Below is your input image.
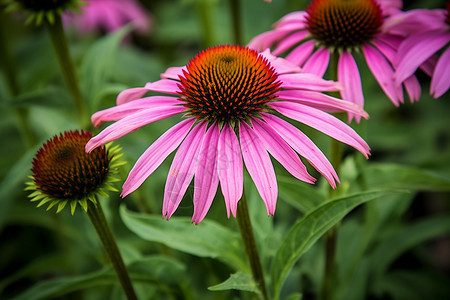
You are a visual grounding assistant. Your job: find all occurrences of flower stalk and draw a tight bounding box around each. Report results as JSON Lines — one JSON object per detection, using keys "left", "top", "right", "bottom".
{"left": 86, "top": 199, "right": 137, "bottom": 300}
{"left": 229, "top": 0, "right": 243, "bottom": 45}
{"left": 44, "top": 14, "right": 89, "bottom": 127}
{"left": 236, "top": 192, "right": 269, "bottom": 300}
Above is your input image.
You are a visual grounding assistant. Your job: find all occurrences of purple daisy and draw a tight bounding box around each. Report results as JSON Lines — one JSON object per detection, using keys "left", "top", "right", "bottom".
{"left": 394, "top": 5, "right": 450, "bottom": 98}
{"left": 86, "top": 45, "right": 370, "bottom": 224}
{"left": 63, "top": 0, "right": 151, "bottom": 34}
{"left": 248, "top": 0, "right": 422, "bottom": 121}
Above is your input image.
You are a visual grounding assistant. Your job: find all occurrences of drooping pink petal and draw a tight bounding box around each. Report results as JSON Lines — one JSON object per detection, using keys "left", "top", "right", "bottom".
{"left": 403, "top": 75, "right": 421, "bottom": 103}
{"left": 251, "top": 118, "right": 316, "bottom": 184}
{"left": 384, "top": 9, "right": 446, "bottom": 36}
{"left": 86, "top": 105, "right": 186, "bottom": 152}
{"left": 239, "top": 122, "right": 277, "bottom": 215}
{"left": 270, "top": 101, "right": 370, "bottom": 157}
{"left": 260, "top": 49, "right": 302, "bottom": 74}
{"left": 285, "top": 40, "right": 315, "bottom": 66}
{"left": 218, "top": 124, "right": 243, "bottom": 218}
{"left": 92, "top": 96, "right": 181, "bottom": 127}
{"left": 338, "top": 50, "right": 364, "bottom": 122}
{"left": 302, "top": 47, "right": 330, "bottom": 77}
{"left": 277, "top": 90, "right": 368, "bottom": 118}
{"left": 395, "top": 32, "right": 450, "bottom": 84}
{"left": 163, "top": 121, "right": 207, "bottom": 220}
{"left": 279, "top": 73, "right": 341, "bottom": 92}
{"left": 430, "top": 46, "right": 450, "bottom": 98}
{"left": 146, "top": 79, "right": 182, "bottom": 95}
{"left": 272, "top": 31, "right": 309, "bottom": 56}
{"left": 121, "top": 119, "right": 195, "bottom": 197}
{"left": 261, "top": 113, "right": 339, "bottom": 188}
{"left": 192, "top": 123, "right": 220, "bottom": 224}
{"left": 161, "top": 66, "right": 187, "bottom": 80}
{"left": 274, "top": 11, "right": 308, "bottom": 29}
{"left": 363, "top": 44, "right": 402, "bottom": 105}
{"left": 248, "top": 28, "right": 292, "bottom": 51}
{"left": 116, "top": 86, "right": 151, "bottom": 105}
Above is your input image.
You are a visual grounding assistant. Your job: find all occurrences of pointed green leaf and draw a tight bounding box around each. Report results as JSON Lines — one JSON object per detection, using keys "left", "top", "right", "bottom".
{"left": 271, "top": 190, "right": 405, "bottom": 300}
{"left": 120, "top": 205, "right": 248, "bottom": 271}
{"left": 208, "top": 272, "right": 260, "bottom": 295}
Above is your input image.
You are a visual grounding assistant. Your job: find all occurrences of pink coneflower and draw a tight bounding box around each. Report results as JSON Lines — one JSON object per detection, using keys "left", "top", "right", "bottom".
{"left": 86, "top": 45, "right": 370, "bottom": 224}
{"left": 394, "top": 5, "right": 450, "bottom": 98}
{"left": 63, "top": 0, "right": 151, "bottom": 34}
{"left": 248, "top": 0, "right": 421, "bottom": 121}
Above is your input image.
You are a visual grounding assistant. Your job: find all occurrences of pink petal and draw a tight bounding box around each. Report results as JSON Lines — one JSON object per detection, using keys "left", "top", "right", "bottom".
{"left": 275, "top": 11, "right": 308, "bottom": 29}
{"left": 239, "top": 122, "right": 277, "bottom": 216}
{"left": 252, "top": 118, "right": 316, "bottom": 184}
{"left": 218, "top": 124, "right": 243, "bottom": 218}
{"left": 338, "top": 50, "right": 364, "bottom": 122}
{"left": 248, "top": 28, "right": 292, "bottom": 51}
{"left": 403, "top": 75, "right": 421, "bottom": 103}
{"left": 270, "top": 101, "right": 370, "bottom": 157}
{"left": 277, "top": 90, "right": 368, "bottom": 118}
{"left": 260, "top": 49, "right": 302, "bottom": 74}
{"left": 363, "top": 44, "right": 402, "bottom": 105}
{"left": 192, "top": 123, "right": 220, "bottom": 224}
{"left": 116, "top": 87, "right": 151, "bottom": 105}
{"left": 161, "top": 66, "right": 187, "bottom": 80}
{"left": 163, "top": 121, "right": 207, "bottom": 220}
{"left": 86, "top": 105, "right": 186, "bottom": 152}
{"left": 121, "top": 119, "right": 195, "bottom": 197}
{"left": 92, "top": 96, "right": 181, "bottom": 127}
{"left": 285, "top": 40, "right": 315, "bottom": 66}
{"left": 431, "top": 47, "right": 450, "bottom": 98}
{"left": 261, "top": 113, "right": 339, "bottom": 188}
{"left": 302, "top": 48, "right": 330, "bottom": 77}
{"left": 395, "top": 32, "right": 450, "bottom": 84}
{"left": 272, "top": 31, "right": 309, "bottom": 56}
{"left": 146, "top": 79, "right": 181, "bottom": 95}
{"left": 279, "top": 72, "right": 341, "bottom": 92}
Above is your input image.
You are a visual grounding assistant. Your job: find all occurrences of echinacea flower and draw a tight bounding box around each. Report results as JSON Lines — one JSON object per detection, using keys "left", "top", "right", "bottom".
{"left": 62, "top": 0, "right": 151, "bottom": 34}
{"left": 248, "top": 0, "right": 422, "bottom": 121}
{"left": 26, "top": 130, "right": 125, "bottom": 215}
{"left": 394, "top": 5, "right": 450, "bottom": 98}
{"left": 3, "top": 0, "right": 85, "bottom": 25}
{"left": 86, "top": 45, "right": 370, "bottom": 224}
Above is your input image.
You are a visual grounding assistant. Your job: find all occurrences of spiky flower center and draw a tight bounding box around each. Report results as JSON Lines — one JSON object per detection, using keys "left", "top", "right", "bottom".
{"left": 31, "top": 130, "right": 110, "bottom": 200}
{"left": 178, "top": 45, "right": 281, "bottom": 123}
{"left": 15, "top": 0, "right": 70, "bottom": 11}
{"left": 306, "top": 0, "right": 383, "bottom": 48}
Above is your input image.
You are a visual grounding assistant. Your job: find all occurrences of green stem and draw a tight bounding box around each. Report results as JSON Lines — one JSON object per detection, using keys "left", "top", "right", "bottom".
{"left": 196, "top": 1, "right": 215, "bottom": 47}
{"left": 86, "top": 200, "right": 137, "bottom": 300}
{"left": 236, "top": 192, "right": 269, "bottom": 300}
{"left": 229, "top": 0, "right": 243, "bottom": 45}
{"left": 44, "top": 15, "right": 89, "bottom": 127}
{"left": 321, "top": 50, "right": 343, "bottom": 300}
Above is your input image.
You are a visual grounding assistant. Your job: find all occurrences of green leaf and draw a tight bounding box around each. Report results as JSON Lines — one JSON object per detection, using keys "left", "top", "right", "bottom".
{"left": 208, "top": 272, "right": 260, "bottom": 295}
{"left": 371, "top": 214, "right": 450, "bottom": 277}
{"left": 278, "top": 175, "right": 326, "bottom": 214}
{"left": 271, "top": 190, "right": 404, "bottom": 300}
{"left": 120, "top": 205, "right": 248, "bottom": 271}
{"left": 366, "top": 163, "right": 450, "bottom": 191}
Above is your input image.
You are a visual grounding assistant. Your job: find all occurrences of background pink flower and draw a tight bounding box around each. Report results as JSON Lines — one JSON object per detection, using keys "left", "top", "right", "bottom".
{"left": 86, "top": 45, "right": 370, "bottom": 224}
{"left": 63, "top": 0, "right": 151, "bottom": 34}
{"left": 248, "top": 0, "right": 423, "bottom": 122}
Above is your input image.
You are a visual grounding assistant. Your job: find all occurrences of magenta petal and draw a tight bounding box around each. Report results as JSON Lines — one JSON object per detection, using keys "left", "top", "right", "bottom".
{"left": 192, "top": 123, "right": 220, "bottom": 224}
{"left": 121, "top": 119, "right": 195, "bottom": 197}
{"left": 277, "top": 90, "right": 368, "bottom": 118}
{"left": 91, "top": 96, "right": 181, "bottom": 127}
{"left": 161, "top": 66, "right": 187, "bottom": 80}
{"left": 363, "top": 44, "right": 402, "bottom": 105}
{"left": 279, "top": 73, "right": 341, "bottom": 92}
{"left": 163, "top": 121, "right": 207, "bottom": 220}
{"left": 252, "top": 118, "right": 316, "bottom": 184}
{"left": 240, "top": 122, "right": 277, "bottom": 216}
{"left": 285, "top": 40, "right": 315, "bottom": 66}
{"left": 248, "top": 28, "right": 291, "bottom": 51}
{"left": 431, "top": 47, "right": 450, "bottom": 98}
{"left": 270, "top": 101, "right": 370, "bottom": 157}
{"left": 260, "top": 49, "right": 302, "bottom": 74}
{"left": 338, "top": 50, "right": 364, "bottom": 122}
{"left": 302, "top": 48, "right": 330, "bottom": 77}
{"left": 275, "top": 11, "right": 307, "bottom": 28}
{"left": 218, "top": 124, "right": 243, "bottom": 218}
{"left": 272, "top": 31, "right": 309, "bottom": 56}
{"left": 86, "top": 105, "right": 186, "bottom": 152}
{"left": 403, "top": 75, "right": 421, "bottom": 103}
{"left": 146, "top": 79, "right": 181, "bottom": 94}
{"left": 396, "top": 32, "right": 450, "bottom": 84}
{"left": 261, "top": 113, "right": 339, "bottom": 188}
{"left": 116, "top": 87, "right": 151, "bottom": 105}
